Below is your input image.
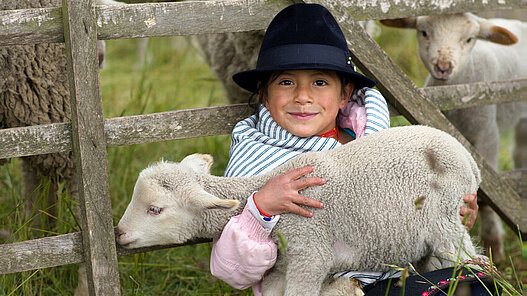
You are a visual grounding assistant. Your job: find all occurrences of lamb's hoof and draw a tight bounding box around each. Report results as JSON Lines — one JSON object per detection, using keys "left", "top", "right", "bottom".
{"left": 321, "top": 277, "right": 364, "bottom": 296}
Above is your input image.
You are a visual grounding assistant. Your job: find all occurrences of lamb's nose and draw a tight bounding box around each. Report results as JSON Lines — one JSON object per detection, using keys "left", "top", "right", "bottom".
{"left": 436, "top": 61, "right": 451, "bottom": 74}
{"left": 117, "top": 227, "right": 125, "bottom": 238}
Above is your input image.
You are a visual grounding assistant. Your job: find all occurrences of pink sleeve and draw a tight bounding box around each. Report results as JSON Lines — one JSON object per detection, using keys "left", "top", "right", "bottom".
{"left": 210, "top": 203, "right": 278, "bottom": 291}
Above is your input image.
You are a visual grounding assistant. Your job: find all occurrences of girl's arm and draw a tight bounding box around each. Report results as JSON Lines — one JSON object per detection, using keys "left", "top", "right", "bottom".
{"left": 210, "top": 201, "right": 277, "bottom": 290}
{"left": 211, "top": 166, "right": 326, "bottom": 289}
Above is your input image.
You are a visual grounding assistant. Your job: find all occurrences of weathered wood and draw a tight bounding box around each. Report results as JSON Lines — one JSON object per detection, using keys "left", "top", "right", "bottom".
{"left": 104, "top": 104, "right": 253, "bottom": 147}
{"left": 0, "top": 228, "right": 210, "bottom": 275}
{"left": 0, "top": 104, "right": 253, "bottom": 159}
{"left": 0, "top": 233, "right": 84, "bottom": 275}
{"left": 1, "top": 0, "right": 525, "bottom": 46}
{"left": 328, "top": 0, "right": 526, "bottom": 20}
{"left": 422, "top": 78, "right": 527, "bottom": 111}
{"left": 95, "top": 0, "right": 285, "bottom": 40}
{"left": 62, "top": 0, "right": 120, "bottom": 295}
{"left": 312, "top": 0, "right": 523, "bottom": 235}
{"left": 0, "top": 7, "right": 63, "bottom": 45}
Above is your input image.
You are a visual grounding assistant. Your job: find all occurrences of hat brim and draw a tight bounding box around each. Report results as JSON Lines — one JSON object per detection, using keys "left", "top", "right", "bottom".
{"left": 233, "top": 64, "right": 377, "bottom": 93}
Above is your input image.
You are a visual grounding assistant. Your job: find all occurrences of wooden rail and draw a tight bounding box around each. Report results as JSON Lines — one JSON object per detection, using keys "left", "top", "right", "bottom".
{"left": 0, "top": 0, "right": 525, "bottom": 45}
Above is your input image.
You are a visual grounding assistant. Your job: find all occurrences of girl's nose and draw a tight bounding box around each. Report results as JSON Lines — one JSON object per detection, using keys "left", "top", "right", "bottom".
{"left": 294, "top": 84, "right": 313, "bottom": 104}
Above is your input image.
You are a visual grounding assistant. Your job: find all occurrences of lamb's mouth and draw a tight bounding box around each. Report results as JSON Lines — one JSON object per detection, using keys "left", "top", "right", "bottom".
{"left": 117, "top": 238, "right": 137, "bottom": 248}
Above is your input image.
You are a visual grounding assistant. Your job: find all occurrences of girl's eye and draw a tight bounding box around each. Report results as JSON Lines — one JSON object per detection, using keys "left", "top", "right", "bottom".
{"left": 314, "top": 80, "right": 328, "bottom": 86}
{"left": 148, "top": 206, "right": 163, "bottom": 215}
{"left": 278, "top": 80, "right": 293, "bottom": 85}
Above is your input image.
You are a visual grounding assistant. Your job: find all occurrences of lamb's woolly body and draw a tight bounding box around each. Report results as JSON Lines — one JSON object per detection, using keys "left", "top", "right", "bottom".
{"left": 118, "top": 125, "right": 482, "bottom": 295}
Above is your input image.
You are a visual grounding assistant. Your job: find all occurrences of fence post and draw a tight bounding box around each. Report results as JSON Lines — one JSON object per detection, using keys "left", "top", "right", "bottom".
{"left": 62, "top": 0, "right": 121, "bottom": 294}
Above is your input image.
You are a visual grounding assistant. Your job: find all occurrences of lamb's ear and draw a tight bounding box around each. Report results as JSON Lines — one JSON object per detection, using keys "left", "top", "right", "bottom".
{"left": 379, "top": 17, "right": 417, "bottom": 29}
{"left": 180, "top": 154, "right": 214, "bottom": 174}
{"left": 191, "top": 188, "right": 240, "bottom": 211}
{"left": 474, "top": 15, "right": 518, "bottom": 45}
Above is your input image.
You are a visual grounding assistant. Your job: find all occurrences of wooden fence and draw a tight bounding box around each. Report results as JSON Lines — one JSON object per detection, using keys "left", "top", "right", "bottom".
{"left": 0, "top": 0, "right": 526, "bottom": 295}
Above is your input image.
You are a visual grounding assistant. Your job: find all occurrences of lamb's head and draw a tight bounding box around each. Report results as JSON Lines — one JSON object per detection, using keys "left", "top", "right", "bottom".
{"left": 380, "top": 13, "right": 518, "bottom": 81}
{"left": 117, "top": 154, "right": 240, "bottom": 248}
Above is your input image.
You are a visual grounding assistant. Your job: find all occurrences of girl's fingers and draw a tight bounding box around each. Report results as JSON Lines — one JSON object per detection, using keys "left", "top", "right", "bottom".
{"left": 294, "top": 176, "right": 326, "bottom": 190}
{"left": 287, "top": 203, "right": 315, "bottom": 218}
{"left": 293, "top": 194, "right": 324, "bottom": 209}
{"left": 283, "top": 166, "right": 315, "bottom": 180}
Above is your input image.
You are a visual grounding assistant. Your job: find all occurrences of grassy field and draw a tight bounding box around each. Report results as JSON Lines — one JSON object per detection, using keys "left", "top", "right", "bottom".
{"left": 0, "top": 26, "right": 524, "bottom": 295}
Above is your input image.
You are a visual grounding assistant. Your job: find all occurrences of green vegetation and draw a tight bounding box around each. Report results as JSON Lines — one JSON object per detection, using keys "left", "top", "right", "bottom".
{"left": 0, "top": 28, "right": 524, "bottom": 295}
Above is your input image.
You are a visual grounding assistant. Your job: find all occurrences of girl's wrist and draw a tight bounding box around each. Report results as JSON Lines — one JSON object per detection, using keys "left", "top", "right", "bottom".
{"left": 253, "top": 192, "right": 272, "bottom": 218}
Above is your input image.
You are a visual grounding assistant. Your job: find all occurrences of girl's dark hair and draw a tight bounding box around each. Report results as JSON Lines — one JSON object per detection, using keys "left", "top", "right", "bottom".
{"left": 248, "top": 71, "right": 355, "bottom": 118}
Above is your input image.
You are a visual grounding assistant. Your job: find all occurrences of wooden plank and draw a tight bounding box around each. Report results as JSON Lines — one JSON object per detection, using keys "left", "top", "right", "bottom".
{"left": 104, "top": 104, "right": 253, "bottom": 147}
{"left": 0, "top": 233, "right": 84, "bottom": 274}
{"left": 95, "top": 0, "right": 286, "bottom": 40}
{"left": 422, "top": 78, "right": 527, "bottom": 111}
{"left": 1, "top": 0, "right": 524, "bottom": 45}
{"left": 0, "top": 229, "right": 210, "bottom": 275}
{"left": 0, "top": 104, "right": 253, "bottom": 159}
{"left": 389, "top": 78, "right": 527, "bottom": 116}
{"left": 312, "top": 0, "right": 524, "bottom": 235}
{"left": 0, "top": 7, "right": 63, "bottom": 45}
{"left": 62, "top": 0, "right": 120, "bottom": 295}
{"left": 333, "top": 0, "right": 526, "bottom": 20}
{"left": 2, "top": 76, "right": 526, "bottom": 158}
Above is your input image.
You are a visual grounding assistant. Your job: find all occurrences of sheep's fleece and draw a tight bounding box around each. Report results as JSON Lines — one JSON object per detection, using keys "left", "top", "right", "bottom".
{"left": 118, "top": 125, "right": 482, "bottom": 295}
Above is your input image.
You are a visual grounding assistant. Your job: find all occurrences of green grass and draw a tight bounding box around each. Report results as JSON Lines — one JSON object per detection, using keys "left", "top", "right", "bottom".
{"left": 0, "top": 28, "right": 524, "bottom": 295}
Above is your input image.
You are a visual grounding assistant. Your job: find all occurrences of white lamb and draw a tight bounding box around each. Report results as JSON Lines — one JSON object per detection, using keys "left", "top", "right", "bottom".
{"left": 117, "top": 125, "right": 483, "bottom": 295}
{"left": 380, "top": 13, "right": 527, "bottom": 263}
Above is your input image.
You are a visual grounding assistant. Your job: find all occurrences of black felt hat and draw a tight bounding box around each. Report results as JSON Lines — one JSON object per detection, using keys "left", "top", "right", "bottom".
{"left": 232, "top": 3, "right": 377, "bottom": 93}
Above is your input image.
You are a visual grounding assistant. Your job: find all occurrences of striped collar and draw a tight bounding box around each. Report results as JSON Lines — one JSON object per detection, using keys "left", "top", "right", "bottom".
{"left": 224, "top": 105, "right": 340, "bottom": 177}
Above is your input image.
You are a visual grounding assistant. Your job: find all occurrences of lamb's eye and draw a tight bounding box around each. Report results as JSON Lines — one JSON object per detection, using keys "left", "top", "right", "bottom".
{"left": 420, "top": 30, "right": 428, "bottom": 38}
{"left": 466, "top": 37, "right": 474, "bottom": 43}
{"left": 148, "top": 206, "right": 163, "bottom": 215}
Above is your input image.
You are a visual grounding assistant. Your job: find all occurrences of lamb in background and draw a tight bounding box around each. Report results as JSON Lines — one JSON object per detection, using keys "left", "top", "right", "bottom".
{"left": 117, "top": 125, "right": 483, "bottom": 295}
{"left": 380, "top": 13, "right": 527, "bottom": 264}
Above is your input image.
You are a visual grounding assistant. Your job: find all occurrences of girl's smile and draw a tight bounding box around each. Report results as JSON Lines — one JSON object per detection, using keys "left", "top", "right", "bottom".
{"left": 264, "top": 70, "right": 352, "bottom": 138}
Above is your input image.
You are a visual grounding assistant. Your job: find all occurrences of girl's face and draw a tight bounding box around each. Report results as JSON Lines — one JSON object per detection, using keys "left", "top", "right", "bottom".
{"left": 263, "top": 70, "right": 352, "bottom": 138}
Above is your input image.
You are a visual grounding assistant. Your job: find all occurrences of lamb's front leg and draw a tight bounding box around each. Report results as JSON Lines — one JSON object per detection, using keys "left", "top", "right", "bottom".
{"left": 263, "top": 244, "right": 334, "bottom": 296}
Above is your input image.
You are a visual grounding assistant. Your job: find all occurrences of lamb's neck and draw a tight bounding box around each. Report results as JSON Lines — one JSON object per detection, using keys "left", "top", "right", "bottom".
{"left": 196, "top": 173, "right": 269, "bottom": 237}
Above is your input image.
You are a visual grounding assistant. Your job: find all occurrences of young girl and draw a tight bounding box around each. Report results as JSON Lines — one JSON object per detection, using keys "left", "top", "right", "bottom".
{"left": 210, "top": 3, "right": 478, "bottom": 295}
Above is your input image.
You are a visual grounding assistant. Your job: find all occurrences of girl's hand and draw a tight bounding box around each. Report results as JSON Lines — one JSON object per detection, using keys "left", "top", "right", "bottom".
{"left": 460, "top": 191, "right": 478, "bottom": 230}
{"left": 254, "top": 166, "right": 326, "bottom": 217}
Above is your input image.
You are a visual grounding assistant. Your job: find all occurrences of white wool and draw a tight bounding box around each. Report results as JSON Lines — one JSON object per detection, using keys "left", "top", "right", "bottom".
{"left": 118, "top": 125, "right": 484, "bottom": 296}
